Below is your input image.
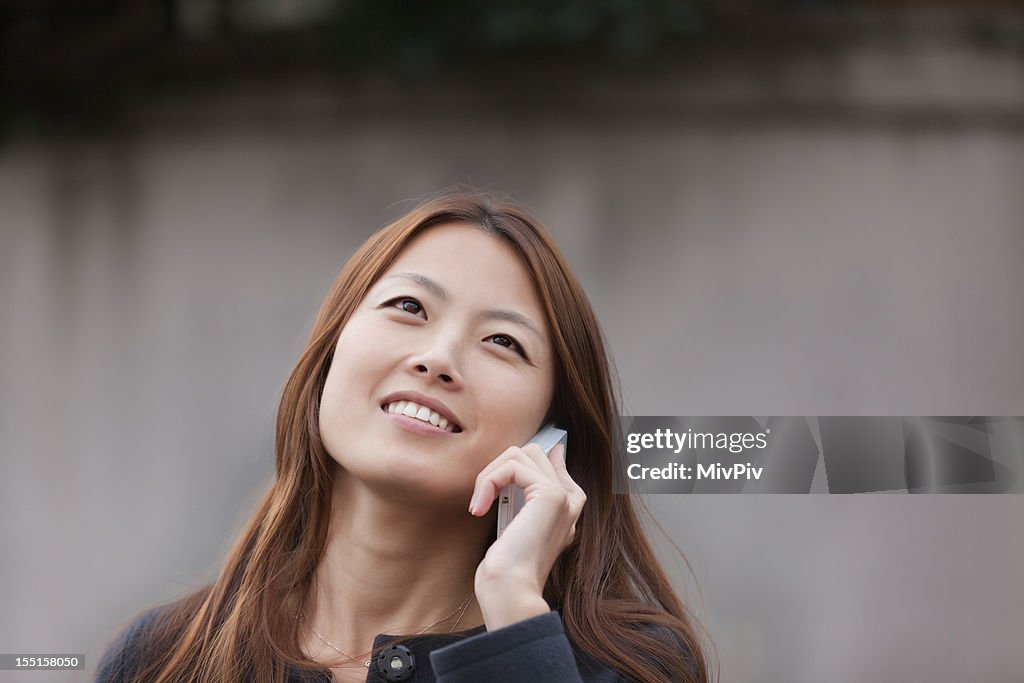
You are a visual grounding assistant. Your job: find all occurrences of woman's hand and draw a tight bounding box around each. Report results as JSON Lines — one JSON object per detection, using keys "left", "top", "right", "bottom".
{"left": 467, "top": 441, "right": 586, "bottom": 630}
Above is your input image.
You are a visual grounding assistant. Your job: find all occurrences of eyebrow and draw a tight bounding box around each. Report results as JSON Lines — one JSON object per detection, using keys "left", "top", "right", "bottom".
{"left": 382, "top": 272, "right": 545, "bottom": 341}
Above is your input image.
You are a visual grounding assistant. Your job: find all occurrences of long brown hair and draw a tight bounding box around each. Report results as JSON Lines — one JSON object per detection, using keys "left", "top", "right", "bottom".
{"left": 105, "top": 190, "right": 715, "bottom": 683}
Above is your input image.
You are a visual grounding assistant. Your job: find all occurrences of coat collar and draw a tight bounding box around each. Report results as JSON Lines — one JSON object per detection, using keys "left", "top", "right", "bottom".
{"left": 286, "top": 623, "right": 489, "bottom": 682}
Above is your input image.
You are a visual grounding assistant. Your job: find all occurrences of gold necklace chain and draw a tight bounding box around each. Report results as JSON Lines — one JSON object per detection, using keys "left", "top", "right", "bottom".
{"left": 296, "top": 591, "right": 475, "bottom": 668}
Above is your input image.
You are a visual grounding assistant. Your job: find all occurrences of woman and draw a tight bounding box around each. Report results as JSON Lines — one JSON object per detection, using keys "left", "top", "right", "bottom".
{"left": 97, "top": 191, "right": 714, "bottom": 683}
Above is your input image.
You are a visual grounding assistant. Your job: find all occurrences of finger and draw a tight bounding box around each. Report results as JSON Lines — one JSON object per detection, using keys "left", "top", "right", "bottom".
{"left": 557, "top": 481, "right": 586, "bottom": 520}
{"left": 520, "top": 442, "right": 561, "bottom": 480}
{"left": 548, "top": 444, "right": 582, "bottom": 495}
{"left": 473, "top": 445, "right": 542, "bottom": 490}
{"left": 470, "top": 458, "right": 559, "bottom": 516}
{"left": 549, "top": 442, "right": 567, "bottom": 470}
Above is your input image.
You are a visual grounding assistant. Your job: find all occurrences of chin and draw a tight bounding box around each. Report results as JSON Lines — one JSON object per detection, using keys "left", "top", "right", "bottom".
{"left": 341, "top": 442, "right": 457, "bottom": 487}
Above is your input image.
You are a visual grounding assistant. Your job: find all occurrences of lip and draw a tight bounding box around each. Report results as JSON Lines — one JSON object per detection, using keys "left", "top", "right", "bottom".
{"left": 379, "top": 390, "right": 463, "bottom": 433}
{"left": 383, "top": 411, "right": 461, "bottom": 437}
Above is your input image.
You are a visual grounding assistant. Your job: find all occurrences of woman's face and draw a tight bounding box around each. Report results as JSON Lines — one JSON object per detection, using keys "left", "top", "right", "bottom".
{"left": 319, "top": 223, "right": 556, "bottom": 507}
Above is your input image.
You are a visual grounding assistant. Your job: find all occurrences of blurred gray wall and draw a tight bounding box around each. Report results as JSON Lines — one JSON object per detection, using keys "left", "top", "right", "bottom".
{"left": 2, "top": 21, "right": 1023, "bottom": 683}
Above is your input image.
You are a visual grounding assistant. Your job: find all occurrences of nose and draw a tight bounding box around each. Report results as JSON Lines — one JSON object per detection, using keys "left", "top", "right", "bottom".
{"left": 408, "top": 336, "right": 463, "bottom": 387}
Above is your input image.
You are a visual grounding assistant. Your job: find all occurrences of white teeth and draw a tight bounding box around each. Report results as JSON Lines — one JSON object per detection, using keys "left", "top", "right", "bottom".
{"left": 385, "top": 400, "right": 457, "bottom": 432}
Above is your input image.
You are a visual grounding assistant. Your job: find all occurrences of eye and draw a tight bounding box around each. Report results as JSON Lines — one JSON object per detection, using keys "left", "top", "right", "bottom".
{"left": 487, "top": 334, "right": 528, "bottom": 359}
{"left": 384, "top": 296, "right": 426, "bottom": 319}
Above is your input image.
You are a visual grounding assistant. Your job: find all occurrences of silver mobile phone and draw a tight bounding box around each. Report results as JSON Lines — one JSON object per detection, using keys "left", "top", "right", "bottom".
{"left": 496, "top": 424, "right": 568, "bottom": 538}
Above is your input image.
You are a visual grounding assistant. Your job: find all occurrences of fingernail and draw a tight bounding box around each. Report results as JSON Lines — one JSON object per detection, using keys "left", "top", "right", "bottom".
{"left": 468, "top": 492, "right": 479, "bottom": 515}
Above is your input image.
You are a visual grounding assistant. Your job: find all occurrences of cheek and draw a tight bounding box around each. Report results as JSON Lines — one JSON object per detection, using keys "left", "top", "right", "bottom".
{"left": 321, "top": 328, "right": 391, "bottom": 421}
{"left": 471, "top": 373, "right": 553, "bottom": 461}
{"left": 332, "top": 321, "right": 395, "bottom": 383}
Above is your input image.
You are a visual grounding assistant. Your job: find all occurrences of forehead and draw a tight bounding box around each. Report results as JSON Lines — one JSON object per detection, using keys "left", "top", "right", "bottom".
{"left": 392, "top": 222, "right": 514, "bottom": 265}
{"left": 390, "top": 224, "right": 533, "bottom": 288}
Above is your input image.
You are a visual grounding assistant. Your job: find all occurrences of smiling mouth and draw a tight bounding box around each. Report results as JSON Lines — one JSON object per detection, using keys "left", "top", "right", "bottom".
{"left": 380, "top": 401, "right": 463, "bottom": 433}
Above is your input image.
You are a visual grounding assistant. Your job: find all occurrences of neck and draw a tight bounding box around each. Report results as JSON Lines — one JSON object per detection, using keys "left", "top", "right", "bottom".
{"left": 300, "top": 467, "right": 493, "bottom": 661}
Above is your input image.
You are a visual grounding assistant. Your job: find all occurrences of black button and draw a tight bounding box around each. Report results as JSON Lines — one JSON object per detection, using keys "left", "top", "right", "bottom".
{"left": 375, "top": 644, "right": 415, "bottom": 682}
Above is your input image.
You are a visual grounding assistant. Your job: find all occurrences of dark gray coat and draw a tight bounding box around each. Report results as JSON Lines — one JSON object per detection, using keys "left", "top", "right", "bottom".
{"left": 96, "top": 608, "right": 630, "bottom": 682}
